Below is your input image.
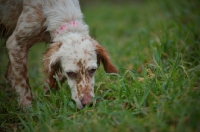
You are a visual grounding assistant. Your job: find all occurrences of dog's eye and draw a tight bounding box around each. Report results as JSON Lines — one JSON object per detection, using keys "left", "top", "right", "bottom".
{"left": 66, "top": 72, "right": 77, "bottom": 79}
{"left": 88, "top": 68, "right": 96, "bottom": 76}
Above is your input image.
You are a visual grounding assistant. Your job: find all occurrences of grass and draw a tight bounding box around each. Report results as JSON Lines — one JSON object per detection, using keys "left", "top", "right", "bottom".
{"left": 0, "top": 0, "right": 200, "bottom": 131}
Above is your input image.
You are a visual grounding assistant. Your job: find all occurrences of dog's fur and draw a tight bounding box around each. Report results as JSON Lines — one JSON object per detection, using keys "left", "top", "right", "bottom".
{"left": 0, "top": 0, "right": 117, "bottom": 109}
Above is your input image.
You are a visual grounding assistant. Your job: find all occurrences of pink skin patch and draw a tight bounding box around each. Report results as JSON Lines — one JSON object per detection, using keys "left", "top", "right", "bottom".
{"left": 56, "top": 21, "right": 78, "bottom": 35}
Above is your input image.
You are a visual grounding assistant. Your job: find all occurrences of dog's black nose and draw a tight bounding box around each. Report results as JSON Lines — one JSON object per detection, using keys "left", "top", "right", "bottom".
{"left": 82, "top": 102, "right": 93, "bottom": 108}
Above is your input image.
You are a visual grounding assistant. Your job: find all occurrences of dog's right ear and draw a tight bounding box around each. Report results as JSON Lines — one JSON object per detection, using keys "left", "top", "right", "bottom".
{"left": 43, "top": 42, "right": 62, "bottom": 90}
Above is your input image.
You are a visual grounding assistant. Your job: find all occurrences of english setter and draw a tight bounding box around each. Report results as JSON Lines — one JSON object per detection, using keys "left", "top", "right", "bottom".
{"left": 0, "top": 0, "right": 117, "bottom": 109}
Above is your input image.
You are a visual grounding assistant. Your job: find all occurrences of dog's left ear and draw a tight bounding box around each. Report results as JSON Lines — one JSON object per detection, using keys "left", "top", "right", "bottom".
{"left": 43, "top": 42, "right": 62, "bottom": 89}
{"left": 94, "top": 42, "right": 118, "bottom": 73}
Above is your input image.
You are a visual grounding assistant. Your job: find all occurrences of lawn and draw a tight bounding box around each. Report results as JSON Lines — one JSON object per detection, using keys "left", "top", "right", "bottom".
{"left": 0, "top": 0, "right": 200, "bottom": 131}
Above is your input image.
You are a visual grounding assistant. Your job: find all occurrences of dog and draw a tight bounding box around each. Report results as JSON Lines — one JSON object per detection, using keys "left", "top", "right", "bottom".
{"left": 0, "top": 0, "right": 117, "bottom": 109}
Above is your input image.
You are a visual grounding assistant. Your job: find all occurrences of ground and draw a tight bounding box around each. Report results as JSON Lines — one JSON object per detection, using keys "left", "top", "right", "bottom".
{"left": 0, "top": 0, "right": 200, "bottom": 131}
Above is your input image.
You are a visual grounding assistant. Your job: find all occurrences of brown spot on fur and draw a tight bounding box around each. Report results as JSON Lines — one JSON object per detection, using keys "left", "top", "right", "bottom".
{"left": 26, "top": 14, "right": 33, "bottom": 23}
{"left": 31, "top": 4, "right": 43, "bottom": 22}
{"left": 15, "top": 77, "right": 22, "bottom": 86}
{"left": 26, "top": 96, "right": 32, "bottom": 101}
{"left": 76, "top": 83, "right": 82, "bottom": 99}
{"left": 37, "top": 3, "right": 42, "bottom": 9}
{"left": 84, "top": 49, "right": 87, "bottom": 55}
{"left": 18, "top": 30, "right": 24, "bottom": 35}
{"left": 20, "top": 83, "right": 25, "bottom": 88}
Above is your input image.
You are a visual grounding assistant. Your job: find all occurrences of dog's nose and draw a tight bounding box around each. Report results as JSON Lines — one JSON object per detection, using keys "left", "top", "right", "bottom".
{"left": 81, "top": 95, "right": 93, "bottom": 108}
{"left": 82, "top": 102, "right": 93, "bottom": 108}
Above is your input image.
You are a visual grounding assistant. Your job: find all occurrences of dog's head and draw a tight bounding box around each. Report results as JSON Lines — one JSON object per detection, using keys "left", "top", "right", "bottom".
{"left": 43, "top": 34, "right": 117, "bottom": 109}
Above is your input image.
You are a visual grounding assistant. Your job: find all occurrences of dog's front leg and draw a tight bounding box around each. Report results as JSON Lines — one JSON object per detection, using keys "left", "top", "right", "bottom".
{"left": 6, "top": 34, "right": 32, "bottom": 107}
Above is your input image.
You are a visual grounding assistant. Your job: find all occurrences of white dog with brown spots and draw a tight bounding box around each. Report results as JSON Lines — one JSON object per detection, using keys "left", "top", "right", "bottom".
{"left": 0, "top": 0, "right": 117, "bottom": 109}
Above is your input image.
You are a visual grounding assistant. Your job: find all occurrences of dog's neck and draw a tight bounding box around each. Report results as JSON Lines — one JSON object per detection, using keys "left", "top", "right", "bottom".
{"left": 42, "top": 0, "right": 89, "bottom": 39}
{"left": 52, "top": 21, "right": 89, "bottom": 41}
{"left": 56, "top": 22, "right": 78, "bottom": 36}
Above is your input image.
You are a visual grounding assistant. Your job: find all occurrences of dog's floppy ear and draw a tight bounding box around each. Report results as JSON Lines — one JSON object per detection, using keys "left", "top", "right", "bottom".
{"left": 94, "top": 42, "right": 118, "bottom": 73}
{"left": 43, "top": 42, "right": 62, "bottom": 90}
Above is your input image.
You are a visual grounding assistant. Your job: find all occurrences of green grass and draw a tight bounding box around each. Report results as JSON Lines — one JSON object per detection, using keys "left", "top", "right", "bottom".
{"left": 0, "top": 0, "right": 200, "bottom": 131}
